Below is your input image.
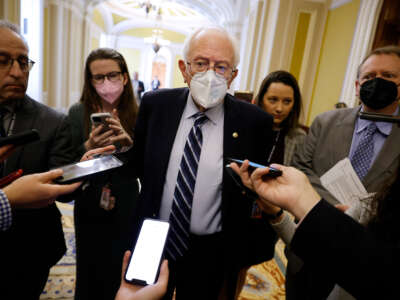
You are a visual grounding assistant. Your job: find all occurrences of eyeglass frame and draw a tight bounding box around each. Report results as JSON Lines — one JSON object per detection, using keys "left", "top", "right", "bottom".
{"left": 0, "top": 53, "right": 35, "bottom": 72}
{"left": 91, "top": 71, "right": 124, "bottom": 84}
{"left": 186, "top": 60, "right": 236, "bottom": 79}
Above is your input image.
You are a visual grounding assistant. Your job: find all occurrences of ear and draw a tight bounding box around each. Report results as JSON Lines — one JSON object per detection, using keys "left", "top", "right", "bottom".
{"left": 355, "top": 80, "right": 360, "bottom": 98}
{"left": 123, "top": 73, "right": 128, "bottom": 86}
{"left": 179, "top": 60, "right": 190, "bottom": 85}
{"left": 227, "top": 69, "right": 238, "bottom": 88}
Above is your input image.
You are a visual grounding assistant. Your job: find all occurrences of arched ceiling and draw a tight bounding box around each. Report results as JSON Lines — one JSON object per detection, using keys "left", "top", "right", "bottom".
{"left": 88, "top": 0, "right": 253, "bottom": 36}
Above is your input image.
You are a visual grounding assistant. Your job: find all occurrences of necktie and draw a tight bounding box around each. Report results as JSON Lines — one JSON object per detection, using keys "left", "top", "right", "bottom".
{"left": 351, "top": 122, "right": 377, "bottom": 180}
{"left": 165, "top": 112, "right": 208, "bottom": 261}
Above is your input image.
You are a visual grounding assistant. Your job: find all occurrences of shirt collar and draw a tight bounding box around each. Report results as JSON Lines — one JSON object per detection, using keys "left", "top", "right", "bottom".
{"left": 185, "top": 93, "right": 224, "bottom": 125}
{"left": 357, "top": 105, "right": 399, "bottom": 136}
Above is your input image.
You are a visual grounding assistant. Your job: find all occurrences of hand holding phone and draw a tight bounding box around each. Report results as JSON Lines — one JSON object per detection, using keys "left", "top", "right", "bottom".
{"left": 124, "top": 219, "right": 170, "bottom": 286}
{"left": 54, "top": 155, "right": 123, "bottom": 184}
{"left": 90, "top": 112, "right": 112, "bottom": 132}
{"left": 226, "top": 158, "right": 282, "bottom": 178}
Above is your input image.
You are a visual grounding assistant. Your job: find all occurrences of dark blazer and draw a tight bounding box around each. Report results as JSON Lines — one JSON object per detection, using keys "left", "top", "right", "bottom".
{"left": 288, "top": 106, "right": 400, "bottom": 299}
{"left": 292, "top": 199, "right": 398, "bottom": 299}
{"left": 0, "top": 95, "right": 73, "bottom": 270}
{"left": 133, "top": 88, "right": 277, "bottom": 269}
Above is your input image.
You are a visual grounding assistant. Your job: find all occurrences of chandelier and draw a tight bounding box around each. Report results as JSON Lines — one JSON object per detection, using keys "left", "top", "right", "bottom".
{"left": 144, "top": 29, "right": 170, "bottom": 54}
{"left": 139, "top": 0, "right": 162, "bottom": 18}
{"left": 141, "top": 1, "right": 170, "bottom": 54}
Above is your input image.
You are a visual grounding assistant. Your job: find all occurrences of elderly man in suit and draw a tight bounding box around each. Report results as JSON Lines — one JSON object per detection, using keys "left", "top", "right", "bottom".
{"left": 133, "top": 26, "right": 277, "bottom": 299}
{"left": 0, "top": 20, "right": 74, "bottom": 299}
{"left": 290, "top": 45, "right": 400, "bottom": 299}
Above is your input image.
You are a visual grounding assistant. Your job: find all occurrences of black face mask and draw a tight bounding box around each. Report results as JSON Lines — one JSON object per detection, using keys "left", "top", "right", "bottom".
{"left": 360, "top": 77, "right": 398, "bottom": 110}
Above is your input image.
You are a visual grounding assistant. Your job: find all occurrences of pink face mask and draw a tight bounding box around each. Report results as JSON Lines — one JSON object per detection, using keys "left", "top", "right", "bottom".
{"left": 94, "top": 79, "right": 124, "bottom": 104}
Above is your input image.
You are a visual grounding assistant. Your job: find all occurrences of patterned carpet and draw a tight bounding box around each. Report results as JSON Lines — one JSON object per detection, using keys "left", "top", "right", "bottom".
{"left": 40, "top": 202, "right": 287, "bottom": 299}
{"left": 238, "top": 240, "right": 287, "bottom": 300}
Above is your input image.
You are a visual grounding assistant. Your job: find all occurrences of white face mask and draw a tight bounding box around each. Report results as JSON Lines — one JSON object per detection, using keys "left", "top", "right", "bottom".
{"left": 189, "top": 70, "right": 228, "bottom": 109}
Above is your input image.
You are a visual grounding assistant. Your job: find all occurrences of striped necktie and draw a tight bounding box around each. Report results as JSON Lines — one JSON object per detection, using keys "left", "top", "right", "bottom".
{"left": 350, "top": 122, "right": 377, "bottom": 180}
{"left": 165, "top": 112, "right": 208, "bottom": 261}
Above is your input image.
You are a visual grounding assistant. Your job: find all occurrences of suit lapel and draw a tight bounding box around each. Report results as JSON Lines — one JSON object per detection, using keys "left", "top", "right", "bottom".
{"left": 159, "top": 89, "right": 188, "bottom": 163}
{"left": 4, "top": 96, "right": 36, "bottom": 175}
{"left": 152, "top": 89, "right": 188, "bottom": 207}
{"left": 223, "top": 96, "right": 242, "bottom": 159}
{"left": 364, "top": 115, "right": 400, "bottom": 187}
{"left": 329, "top": 108, "right": 359, "bottom": 165}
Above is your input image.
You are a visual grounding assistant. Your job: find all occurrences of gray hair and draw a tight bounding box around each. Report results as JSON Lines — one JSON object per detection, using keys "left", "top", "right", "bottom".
{"left": 182, "top": 26, "right": 240, "bottom": 68}
{"left": 0, "top": 19, "right": 28, "bottom": 49}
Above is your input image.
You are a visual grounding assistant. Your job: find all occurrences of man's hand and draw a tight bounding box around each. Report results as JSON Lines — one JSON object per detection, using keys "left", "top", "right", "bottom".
{"left": 115, "top": 251, "right": 169, "bottom": 300}
{"left": 3, "top": 169, "right": 81, "bottom": 208}
{"left": 249, "top": 164, "right": 321, "bottom": 220}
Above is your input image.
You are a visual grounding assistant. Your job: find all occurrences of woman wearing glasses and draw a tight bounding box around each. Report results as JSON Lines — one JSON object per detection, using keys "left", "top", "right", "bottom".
{"left": 67, "top": 48, "right": 139, "bottom": 300}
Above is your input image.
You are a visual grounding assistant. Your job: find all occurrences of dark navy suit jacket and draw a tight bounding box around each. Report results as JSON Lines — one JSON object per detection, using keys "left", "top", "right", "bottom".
{"left": 132, "top": 87, "right": 277, "bottom": 268}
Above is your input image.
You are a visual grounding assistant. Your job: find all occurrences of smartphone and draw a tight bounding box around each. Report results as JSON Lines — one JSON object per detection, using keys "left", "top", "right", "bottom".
{"left": 226, "top": 157, "right": 282, "bottom": 178}
{"left": 53, "top": 155, "right": 123, "bottom": 184}
{"left": 90, "top": 112, "right": 112, "bottom": 132}
{"left": 0, "top": 129, "right": 40, "bottom": 147}
{"left": 124, "top": 219, "right": 170, "bottom": 286}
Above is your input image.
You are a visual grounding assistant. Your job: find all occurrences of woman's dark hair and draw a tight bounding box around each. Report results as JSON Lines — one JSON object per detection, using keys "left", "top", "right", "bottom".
{"left": 368, "top": 167, "right": 400, "bottom": 243}
{"left": 254, "top": 70, "right": 302, "bottom": 134}
{"left": 80, "top": 48, "right": 138, "bottom": 137}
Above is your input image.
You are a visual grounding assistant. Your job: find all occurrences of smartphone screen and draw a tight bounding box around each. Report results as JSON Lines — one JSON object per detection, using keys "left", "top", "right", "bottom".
{"left": 54, "top": 155, "right": 123, "bottom": 184}
{"left": 125, "top": 219, "right": 170, "bottom": 285}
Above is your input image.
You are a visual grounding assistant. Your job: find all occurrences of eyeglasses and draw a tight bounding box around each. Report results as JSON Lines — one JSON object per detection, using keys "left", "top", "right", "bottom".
{"left": 187, "top": 60, "right": 235, "bottom": 77}
{"left": 0, "top": 53, "right": 35, "bottom": 72}
{"left": 91, "top": 71, "right": 123, "bottom": 84}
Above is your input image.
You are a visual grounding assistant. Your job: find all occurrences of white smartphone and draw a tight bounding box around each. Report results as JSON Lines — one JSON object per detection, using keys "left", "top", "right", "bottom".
{"left": 90, "top": 112, "right": 112, "bottom": 131}
{"left": 124, "top": 219, "right": 170, "bottom": 285}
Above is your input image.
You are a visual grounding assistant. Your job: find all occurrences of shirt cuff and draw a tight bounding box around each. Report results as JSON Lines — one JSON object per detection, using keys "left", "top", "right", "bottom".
{"left": 0, "top": 189, "right": 12, "bottom": 231}
{"left": 270, "top": 211, "right": 296, "bottom": 245}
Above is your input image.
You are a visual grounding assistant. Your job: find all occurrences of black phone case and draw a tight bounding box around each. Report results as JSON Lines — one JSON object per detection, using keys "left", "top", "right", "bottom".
{"left": 124, "top": 218, "right": 169, "bottom": 286}
{"left": 225, "top": 157, "right": 282, "bottom": 178}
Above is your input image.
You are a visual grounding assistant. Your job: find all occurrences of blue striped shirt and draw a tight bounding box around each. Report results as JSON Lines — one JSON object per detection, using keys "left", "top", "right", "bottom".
{"left": 0, "top": 189, "right": 11, "bottom": 231}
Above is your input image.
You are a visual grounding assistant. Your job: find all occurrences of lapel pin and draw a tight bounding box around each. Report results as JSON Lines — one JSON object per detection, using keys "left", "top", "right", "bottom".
{"left": 232, "top": 132, "right": 238, "bottom": 138}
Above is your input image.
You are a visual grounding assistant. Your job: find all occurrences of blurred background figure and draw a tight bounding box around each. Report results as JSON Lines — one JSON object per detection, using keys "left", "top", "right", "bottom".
{"left": 131, "top": 71, "right": 144, "bottom": 105}
{"left": 254, "top": 70, "right": 306, "bottom": 166}
{"left": 151, "top": 75, "right": 161, "bottom": 90}
{"left": 66, "top": 48, "right": 139, "bottom": 300}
